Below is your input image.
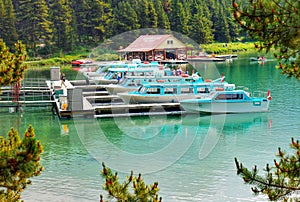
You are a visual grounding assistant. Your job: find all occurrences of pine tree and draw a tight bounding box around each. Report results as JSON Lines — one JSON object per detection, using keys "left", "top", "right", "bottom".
{"left": 235, "top": 138, "right": 300, "bottom": 201}
{"left": 135, "top": 0, "right": 158, "bottom": 29}
{"left": 0, "top": 125, "right": 44, "bottom": 201}
{"left": 48, "top": 0, "right": 74, "bottom": 51}
{"left": 16, "top": 0, "right": 52, "bottom": 57}
{"left": 110, "top": 1, "right": 140, "bottom": 36}
{"left": 154, "top": 0, "right": 170, "bottom": 30}
{"left": 0, "top": 0, "right": 18, "bottom": 47}
{"left": 0, "top": 1, "right": 4, "bottom": 39}
{"left": 233, "top": 0, "right": 300, "bottom": 79}
{"left": 86, "top": 0, "right": 112, "bottom": 43}
{"left": 0, "top": 39, "right": 27, "bottom": 89}
{"left": 209, "top": 0, "right": 230, "bottom": 43}
{"left": 188, "top": 0, "right": 214, "bottom": 44}
{"left": 168, "top": 0, "right": 189, "bottom": 34}
{"left": 100, "top": 162, "right": 162, "bottom": 202}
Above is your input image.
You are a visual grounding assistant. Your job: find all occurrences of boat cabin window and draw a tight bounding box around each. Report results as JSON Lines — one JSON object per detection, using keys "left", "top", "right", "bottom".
{"left": 181, "top": 86, "right": 193, "bottom": 94}
{"left": 164, "top": 87, "right": 176, "bottom": 94}
{"left": 197, "top": 87, "right": 210, "bottom": 93}
{"left": 215, "top": 93, "right": 244, "bottom": 100}
{"left": 146, "top": 87, "right": 161, "bottom": 94}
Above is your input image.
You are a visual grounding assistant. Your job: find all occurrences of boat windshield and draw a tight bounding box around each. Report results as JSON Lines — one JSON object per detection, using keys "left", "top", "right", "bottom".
{"left": 96, "top": 65, "right": 110, "bottom": 74}
{"left": 138, "top": 86, "right": 147, "bottom": 93}
{"left": 119, "top": 77, "right": 129, "bottom": 85}
{"left": 104, "top": 72, "right": 115, "bottom": 79}
{"left": 215, "top": 93, "right": 244, "bottom": 100}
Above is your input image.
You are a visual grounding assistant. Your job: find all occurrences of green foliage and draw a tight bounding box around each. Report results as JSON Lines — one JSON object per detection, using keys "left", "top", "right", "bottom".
{"left": 16, "top": 0, "right": 52, "bottom": 57}
{"left": 94, "top": 53, "right": 119, "bottom": 61}
{"left": 0, "top": 0, "right": 17, "bottom": 48}
{"left": 2, "top": 0, "right": 245, "bottom": 57}
{"left": 26, "top": 55, "right": 80, "bottom": 67}
{"left": 100, "top": 162, "right": 162, "bottom": 202}
{"left": 235, "top": 138, "right": 300, "bottom": 201}
{"left": 0, "top": 39, "right": 27, "bottom": 87}
{"left": 201, "top": 42, "right": 255, "bottom": 54}
{"left": 48, "top": 0, "right": 74, "bottom": 52}
{"left": 0, "top": 125, "right": 44, "bottom": 201}
{"left": 233, "top": 0, "right": 300, "bottom": 80}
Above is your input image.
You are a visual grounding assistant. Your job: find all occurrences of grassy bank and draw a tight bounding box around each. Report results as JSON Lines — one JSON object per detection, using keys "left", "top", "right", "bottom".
{"left": 201, "top": 42, "right": 256, "bottom": 54}
{"left": 27, "top": 42, "right": 257, "bottom": 68}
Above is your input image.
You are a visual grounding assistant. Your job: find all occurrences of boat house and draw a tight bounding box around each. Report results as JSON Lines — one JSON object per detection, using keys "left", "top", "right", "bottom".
{"left": 118, "top": 34, "right": 191, "bottom": 62}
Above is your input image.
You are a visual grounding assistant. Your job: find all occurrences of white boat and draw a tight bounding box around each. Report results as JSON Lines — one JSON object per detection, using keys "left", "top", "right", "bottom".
{"left": 82, "top": 61, "right": 129, "bottom": 78}
{"left": 180, "top": 87, "right": 272, "bottom": 114}
{"left": 105, "top": 75, "right": 198, "bottom": 95}
{"left": 91, "top": 62, "right": 171, "bottom": 85}
{"left": 117, "top": 76, "right": 233, "bottom": 104}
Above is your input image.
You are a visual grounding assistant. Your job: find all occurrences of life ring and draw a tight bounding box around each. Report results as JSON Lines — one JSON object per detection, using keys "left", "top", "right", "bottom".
{"left": 157, "top": 80, "right": 164, "bottom": 83}
{"left": 205, "top": 79, "right": 212, "bottom": 82}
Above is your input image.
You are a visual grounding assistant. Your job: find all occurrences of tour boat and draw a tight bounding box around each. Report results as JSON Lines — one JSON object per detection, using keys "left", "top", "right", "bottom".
{"left": 83, "top": 62, "right": 135, "bottom": 81}
{"left": 105, "top": 75, "right": 201, "bottom": 95}
{"left": 180, "top": 87, "right": 272, "bottom": 114}
{"left": 91, "top": 62, "right": 170, "bottom": 85}
{"left": 117, "top": 75, "right": 232, "bottom": 104}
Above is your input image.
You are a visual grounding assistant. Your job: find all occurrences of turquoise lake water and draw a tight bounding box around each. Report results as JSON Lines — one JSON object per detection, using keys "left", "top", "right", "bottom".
{"left": 1, "top": 53, "right": 300, "bottom": 202}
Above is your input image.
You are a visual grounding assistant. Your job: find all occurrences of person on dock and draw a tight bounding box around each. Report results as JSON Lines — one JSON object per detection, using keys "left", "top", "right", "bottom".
{"left": 61, "top": 73, "right": 67, "bottom": 88}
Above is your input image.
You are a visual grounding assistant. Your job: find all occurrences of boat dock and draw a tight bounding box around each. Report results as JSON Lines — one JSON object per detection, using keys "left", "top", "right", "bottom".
{"left": 62, "top": 80, "right": 184, "bottom": 118}
{"left": 0, "top": 78, "right": 185, "bottom": 118}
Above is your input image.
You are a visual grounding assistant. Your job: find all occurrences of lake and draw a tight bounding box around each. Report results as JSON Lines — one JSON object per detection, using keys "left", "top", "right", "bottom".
{"left": 1, "top": 53, "right": 300, "bottom": 202}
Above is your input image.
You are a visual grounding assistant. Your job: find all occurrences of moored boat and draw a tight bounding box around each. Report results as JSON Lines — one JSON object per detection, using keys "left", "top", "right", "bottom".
{"left": 105, "top": 75, "right": 200, "bottom": 95}
{"left": 91, "top": 62, "right": 170, "bottom": 85}
{"left": 180, "top": 87, "right": 272, "bottom": 114}
{"left": 71, "top": 59, "right": 94, "bottom": 66}
{"left": 117, "top": 75, "right": 233, "bottom": 104}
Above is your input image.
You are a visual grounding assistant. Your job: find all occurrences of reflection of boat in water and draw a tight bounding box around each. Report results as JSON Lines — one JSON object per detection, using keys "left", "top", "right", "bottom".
{"left": 182, "top": 113, "right": 270, "bottom": 159}
{"left": 181, "top": 113, "right": 270, "bottom": 128}
{"left": 180, "top": 87, "right": 272, "bottom": 114}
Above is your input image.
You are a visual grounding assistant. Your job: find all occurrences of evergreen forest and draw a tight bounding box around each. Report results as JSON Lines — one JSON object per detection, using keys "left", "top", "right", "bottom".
{"left": 0, "top": 0, "right": 244, "bottom": 57}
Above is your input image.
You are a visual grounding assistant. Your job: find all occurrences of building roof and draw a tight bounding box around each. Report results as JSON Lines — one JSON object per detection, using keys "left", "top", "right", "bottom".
{"left": 118, "top": 35, "right": 173, "bottom": 52}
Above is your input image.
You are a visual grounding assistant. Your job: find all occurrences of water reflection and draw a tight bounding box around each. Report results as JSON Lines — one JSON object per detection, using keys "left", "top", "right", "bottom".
{"left": 74, "top": 112, "right": 270, "bottom": 174}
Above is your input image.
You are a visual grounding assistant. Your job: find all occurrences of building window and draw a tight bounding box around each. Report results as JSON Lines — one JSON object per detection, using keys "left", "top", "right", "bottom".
{"left": 167, "top": 40, "right": 173, "bottom": 44}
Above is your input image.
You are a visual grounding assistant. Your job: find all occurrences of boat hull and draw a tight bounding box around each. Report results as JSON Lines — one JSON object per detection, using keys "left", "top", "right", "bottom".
{"left": 118, "top": 93, "right": 204, "bottom": 104}
{"left": 180, "top": 99, "right": 269, "bottom": 114}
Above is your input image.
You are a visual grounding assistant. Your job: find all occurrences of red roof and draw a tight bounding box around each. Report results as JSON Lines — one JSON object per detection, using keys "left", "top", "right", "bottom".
{"left": 118, "top": 35, "right": 172, "bottom": 52}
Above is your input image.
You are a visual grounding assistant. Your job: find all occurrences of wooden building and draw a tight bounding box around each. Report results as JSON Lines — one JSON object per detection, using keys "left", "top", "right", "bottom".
{"left": 118, "top": 34, "right": 191, "bottom": 62}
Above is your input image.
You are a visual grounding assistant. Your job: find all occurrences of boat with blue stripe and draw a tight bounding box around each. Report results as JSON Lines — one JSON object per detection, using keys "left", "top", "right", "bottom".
{"left": 180, "top": 87, "right": 272, "bottom": 114}
{"left": 117, "top": 75, "right": 232, "bottom": 104}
